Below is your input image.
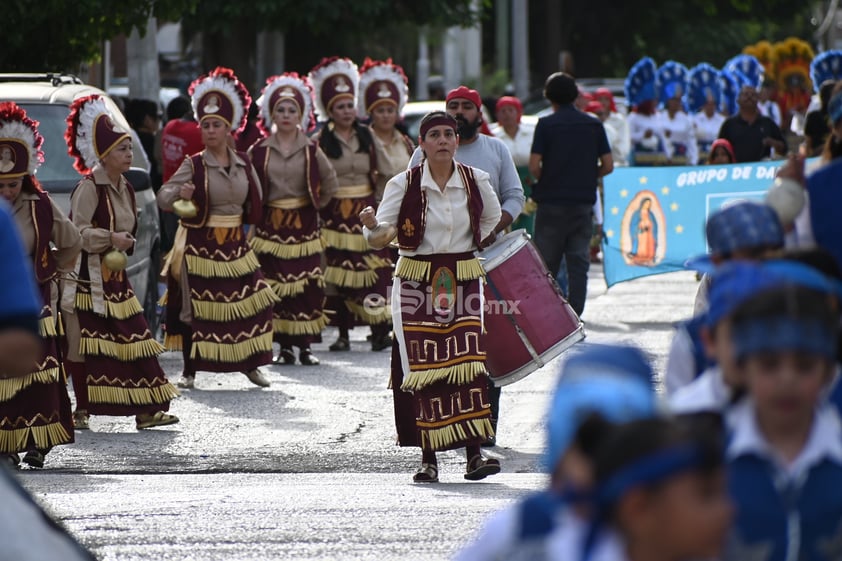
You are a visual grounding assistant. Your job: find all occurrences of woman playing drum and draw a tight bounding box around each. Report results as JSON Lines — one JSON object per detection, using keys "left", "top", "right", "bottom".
{"left": 361, "top": 111, "right": 502, "bottom": 483}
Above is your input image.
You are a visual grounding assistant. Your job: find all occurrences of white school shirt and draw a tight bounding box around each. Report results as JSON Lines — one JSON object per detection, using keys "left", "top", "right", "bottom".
{"left": 669, "top": 366, "right": 731, "bottom": 414}
{"left": 693, "top": 111, "right": 726, "bottom": 147}
{"left": 605, "top": 111, "right": 631, "bottom": 166}
{"left": 659, "top": 110, "right": 698, "bottom": 165}
{"left": 663, "top": 326, "right": 698, "bottom": 396}
{"left": 365, "top": 160, "right": 501, "bottom": 255}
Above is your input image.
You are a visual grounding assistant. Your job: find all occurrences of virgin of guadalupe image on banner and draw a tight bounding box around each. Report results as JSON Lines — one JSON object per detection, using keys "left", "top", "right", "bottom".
{"left": 620, "top": 190, "right": 667, "bottom": 267}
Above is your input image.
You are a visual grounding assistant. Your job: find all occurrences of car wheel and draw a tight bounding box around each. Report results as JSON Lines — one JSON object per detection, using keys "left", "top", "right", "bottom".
{"left": 144, "top": 243, "right": 162, "bottom": 338}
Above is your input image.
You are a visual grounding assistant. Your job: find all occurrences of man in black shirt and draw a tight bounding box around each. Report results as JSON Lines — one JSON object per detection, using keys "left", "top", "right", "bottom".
{"left": 528, "top": 72, "right": 613, "bottom": 316}
{"left": 718, "top": 86, "right": 787, "bottom": 163}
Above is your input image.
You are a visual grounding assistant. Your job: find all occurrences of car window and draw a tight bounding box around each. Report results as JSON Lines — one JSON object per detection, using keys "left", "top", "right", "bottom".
{"left": 19, "top": 104, "right": 79, "bottom": 191}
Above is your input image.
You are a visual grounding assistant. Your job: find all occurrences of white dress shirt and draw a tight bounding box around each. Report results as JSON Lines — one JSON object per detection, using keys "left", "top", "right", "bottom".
{"left": 659, "top": 110, "right": 698, "bottom": 165}
{"left": 365, "top": 160, "right": 502, "bottom": 256}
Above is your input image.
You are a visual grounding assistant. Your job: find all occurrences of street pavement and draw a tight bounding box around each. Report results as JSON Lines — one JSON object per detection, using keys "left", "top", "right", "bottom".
{"left": 16, "top": 266, "right": 699, "bottom": 560}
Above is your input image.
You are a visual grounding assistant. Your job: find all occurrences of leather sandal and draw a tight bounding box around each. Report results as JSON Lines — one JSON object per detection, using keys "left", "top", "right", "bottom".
{"left": 329, "top": 337, "right": 350, "bottom": 352}
{"left": 299, "top": 349, "right": 320, "bottom": 366}
{"left": 464, "top": 455, "right": 501, "bottom": 481}
{"left": 177, "top": 374, "right": 195, "bottom": 389}
{"left": 370, "top": 333, "right": 392, "bottom": 352}
{"left": 275, "top": 348, "right": 296, "bottom": 365}
{"left": 412, "top": 463, "right": 439, "bottom": 483}
{"left": 136, "top": 411, "right": 180, "bottom": 430}
{"left": 22, "top": 449, "right": 48, "bottom": 469}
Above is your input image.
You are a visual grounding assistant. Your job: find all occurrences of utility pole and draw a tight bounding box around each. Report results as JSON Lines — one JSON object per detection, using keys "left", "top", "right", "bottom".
{"left": 127, "top": 17, "right": 161, "bottom": 104}
{"left": 512, "top": 0, "right": 529, "bottom": 99}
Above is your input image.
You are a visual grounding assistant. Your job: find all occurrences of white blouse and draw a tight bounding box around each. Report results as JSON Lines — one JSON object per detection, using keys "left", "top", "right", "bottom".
{"left": 365, "top": 160, "right": 501, "bottom": 256}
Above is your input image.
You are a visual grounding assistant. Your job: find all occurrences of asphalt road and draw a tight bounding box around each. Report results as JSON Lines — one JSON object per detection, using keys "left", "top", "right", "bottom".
{"left": 16, "top": 266, "right": 699, "bottom": 560}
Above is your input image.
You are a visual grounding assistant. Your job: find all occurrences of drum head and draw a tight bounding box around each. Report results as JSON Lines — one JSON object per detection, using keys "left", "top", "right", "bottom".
{"left": 478, "top": 229, "right": 530, "bottom": 273}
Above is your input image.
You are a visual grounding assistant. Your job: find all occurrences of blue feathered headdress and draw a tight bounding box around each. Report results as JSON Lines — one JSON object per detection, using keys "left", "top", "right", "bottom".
{"left": 656, "top": 61, "right": 689, "bottom": 107}
{"left": 725, "top": 54, "right": 764, "bottom": 88}
{"left": 810, "top": 50, "right": 842, "bottom": 93}
{"left": 718, "top": 70, "right": 740, "bottom": 116}
{"left": 625, "top": 57, "right": 657, "bottom": 106}
{"left": 687, "top": 63, "right": 722, "bottom": 113}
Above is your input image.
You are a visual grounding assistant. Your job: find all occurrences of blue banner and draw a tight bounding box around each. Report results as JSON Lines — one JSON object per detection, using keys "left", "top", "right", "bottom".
{"left": 602, "top": 161, "right": 784, "bottom": 287}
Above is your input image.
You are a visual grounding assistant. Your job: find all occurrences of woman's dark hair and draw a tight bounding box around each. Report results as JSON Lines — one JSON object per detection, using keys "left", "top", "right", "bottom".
{"left": 166, "top": 95, "right": 192, "bottom": 122}
{"left": 592, "top": 417, "right": 724, "bottom": 509}
{"left": 319, "top": 119, "right": 373, "bottom": 160}
{"left": 544, "top": 72, "right": 578, "bottom": 106}
{"left": 22, "top": 174, "right": 44, "bottom": 194}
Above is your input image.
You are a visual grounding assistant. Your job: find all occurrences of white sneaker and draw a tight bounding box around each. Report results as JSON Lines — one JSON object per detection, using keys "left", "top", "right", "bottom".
{"left": 177, "top": 374, "right": 195, "bottom": 389}
{"left": 243, "top": 369, "right": 271, "bottom": 387}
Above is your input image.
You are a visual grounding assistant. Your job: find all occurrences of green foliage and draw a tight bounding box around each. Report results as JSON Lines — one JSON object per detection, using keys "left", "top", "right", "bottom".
{"left": 0, "top": 0, "right": 196, "bottom": 72}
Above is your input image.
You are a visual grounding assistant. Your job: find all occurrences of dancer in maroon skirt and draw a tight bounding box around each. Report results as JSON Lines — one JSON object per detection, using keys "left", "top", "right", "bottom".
{"left": 309, "top": 57, "right": 392, "bottom": 352}
{"left": 158, "top": 67, "right": 278, "bottom": 389}
{"left": 250, "top": 73, "right": 338, "bottom": 365}
{"left": 361, "top": 112, "right": 502, "bottom": 482}
{"left": 0, "top": 103, "right": 80, "bottom": 468}
{"left": 63, "top": 95, "right": 179, "bottom": 430}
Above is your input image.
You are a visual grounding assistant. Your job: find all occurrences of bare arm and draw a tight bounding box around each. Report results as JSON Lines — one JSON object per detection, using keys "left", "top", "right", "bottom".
{"left": 598, "top": 152, "right": 614, "bottom": 178}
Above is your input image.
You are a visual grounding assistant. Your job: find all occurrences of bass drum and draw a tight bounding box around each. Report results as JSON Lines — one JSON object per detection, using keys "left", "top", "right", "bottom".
{"left": 480, "top": 230, "right": 585, "bottom": 386}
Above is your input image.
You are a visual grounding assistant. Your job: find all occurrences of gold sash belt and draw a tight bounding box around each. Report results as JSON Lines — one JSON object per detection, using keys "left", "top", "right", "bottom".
{"left": 335, "top": 184, "right": 372, "bottom": 198}
{"left": 162, "top": 214, "right": 243, "bottom": 282}
{"left": 268, "top": 196, "right": 310, "bottom": 210}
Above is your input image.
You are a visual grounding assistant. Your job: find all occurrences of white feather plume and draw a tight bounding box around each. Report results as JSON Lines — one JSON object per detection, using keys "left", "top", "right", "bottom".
{"left": 0, "top": 120, "right": 41, "bottom": 175}
{"left": 190, "top": 74, "right": 246, "bottom": 130}
{"left": 357, "top": 64, "right": 408, "bottom": 117}
{"left": 73, "top": 96, "right": 127, "bottom": 171}
{"left": 258, "top": 75, "right": 313, "bottom": 130}
{"left": 308, "top": 58, "right": 359, "bottom": 122}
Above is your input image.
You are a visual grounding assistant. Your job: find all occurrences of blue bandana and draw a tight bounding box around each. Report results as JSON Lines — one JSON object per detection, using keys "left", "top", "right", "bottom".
{"left": 733, "top": 316, "right": 837, "bottom": 360}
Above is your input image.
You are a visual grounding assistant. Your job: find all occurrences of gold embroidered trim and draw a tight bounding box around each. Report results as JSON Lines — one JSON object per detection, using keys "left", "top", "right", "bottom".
{"left": 75, "top": 293, "right": 144, "bottom": 319}
{"left": 0, "top": 367, "right": 61, "bottom": 402}
{"left": 456, "top": 257, "right": 485, "bottom": 281}
{"left": 395, "top": 257, "right": 431, "bottom": 282}
{"left": 346, "top": 299, "right": 391, "bottom": 325}
{"left": 164, "top": 333, "right": 183, "bottom": 352}
{"left": 400, "top": 360, "right": 487, "bottom": 391}
{"left": 268, "top": 196, "right": 310, "bottom": 209}
{"left": 267, "top": 276, "right": 324, "bottom": 299}
{"left": 191, "top": 286, "right": 278, "bottom": 322}
{"left": 79, "top": 336, "right": 165, "bottom": 360}
{"left": 322, "top": 229, "right": 371, "bottom": 252}
{"left": 0, "top": 419, "right": 72, "bottom": 453}
{"left": 419, "top": 417, "right": 493, "bottom": 451}
{"left": 193, "top": 332, "right": 274, "bottom": 363}
{"left": 88, "top": 380, "right": 179, "bottom": 406}
{"left": 250, "top": 236, "right": 324, "bottom": 259}
{"left": 38, "top": 316, "right": 57, "bottom": 338}
{"left": 323, "top": 266, "right": 378, "bottom": 288}
{"left": 272, "top": 315, "right": 330, "bottom": 336}
{"left": 335, "top": 184, "right": 373, "bottom": 198}
{"left": 185, "top": 250, "right": 261, "bottom": 279}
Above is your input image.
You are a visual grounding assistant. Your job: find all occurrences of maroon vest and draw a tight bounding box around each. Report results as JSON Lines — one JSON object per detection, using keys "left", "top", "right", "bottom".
{"left": 396, "top": 162, "right": 484, "bottom": 250}
{"left": 250, "top": 140, "right": 322, "bottom": 208}
{"left": 72, "top": 175, "right": 138, "bottom": 256}
{"left": 30, "top": 191, "right": 58, "bottom": 283}
{"left": 180, "top": 151, "right": 263, "bottom": 228}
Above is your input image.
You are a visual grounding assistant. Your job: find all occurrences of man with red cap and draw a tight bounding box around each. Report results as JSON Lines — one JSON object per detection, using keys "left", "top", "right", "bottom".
{"left": 408, "top": 86, "right": 525, "bottom": 448}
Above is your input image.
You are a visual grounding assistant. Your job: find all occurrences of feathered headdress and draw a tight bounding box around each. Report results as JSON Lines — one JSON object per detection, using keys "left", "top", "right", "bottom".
{"left": 65, "top": 94, "right": 131, "bottom": 175}
{"left": 687, "top": 63, "right": 722, "bottom": 113}
{"left": 743, "top": 41, "right": 776, "bottom": 81}
{"left": 357, "top": 57, "right": 409, "bottom": 117}
{"left": 718, "top": 70, "right": 741, "bottom": 116}
{"left": 0, "top": 102, "right": 44, "bottom": 179}
{"left": 257, "top": 73, "right": 315, "bottom": 134}
{"left": 625, "top": 57, "right": 658, "bottom": 106}
{"left": 188, "top": 66, "right": 252, "bottom": 134}
{"left": 656, "top": 61, "right": 689, "bottom": 108}
{"left": 308, "top": 57, "right": 359, "bottom": 122}
{"left": 810, "top": 50, "right": 842, "bottom": 92}
{"left": 725, "top": 54, "right": 764, "bottom": 89}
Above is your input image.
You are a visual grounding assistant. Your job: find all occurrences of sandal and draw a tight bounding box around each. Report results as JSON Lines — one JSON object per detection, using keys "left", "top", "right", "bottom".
{"left": 464, "top": 455, "right": 501, "bottom": 481}
{"left": 177, "top": 374, "right": 195, "bottom": 389}
{"left": 370, "top": 333, "right": 392, "bottom": 352}
{"left": 73, "top": 410, "right": 90, "bottom": 430}
{"left": 136, "top": 411, "right": 180, "bottom": 430}
{"left": 275, "top": 348, "right": 296, "bottom": 365}
{"left": 329, "top": 337, "right": 350, "bottom": 352}
{"left": 412, "top": 463, "right": 439, "bottom": 483}
{"left": 299, "top": 349, "right": 320, "bottom": 366}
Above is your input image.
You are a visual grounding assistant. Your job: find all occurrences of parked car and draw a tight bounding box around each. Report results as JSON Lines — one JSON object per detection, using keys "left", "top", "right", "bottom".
{"left": 0, "top": 74, "right": 162, "bottom": 332}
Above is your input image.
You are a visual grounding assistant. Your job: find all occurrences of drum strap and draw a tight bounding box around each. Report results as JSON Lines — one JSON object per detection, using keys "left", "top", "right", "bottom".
{"left": 484, "top": 273, "right": 545, "bottom": 380}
